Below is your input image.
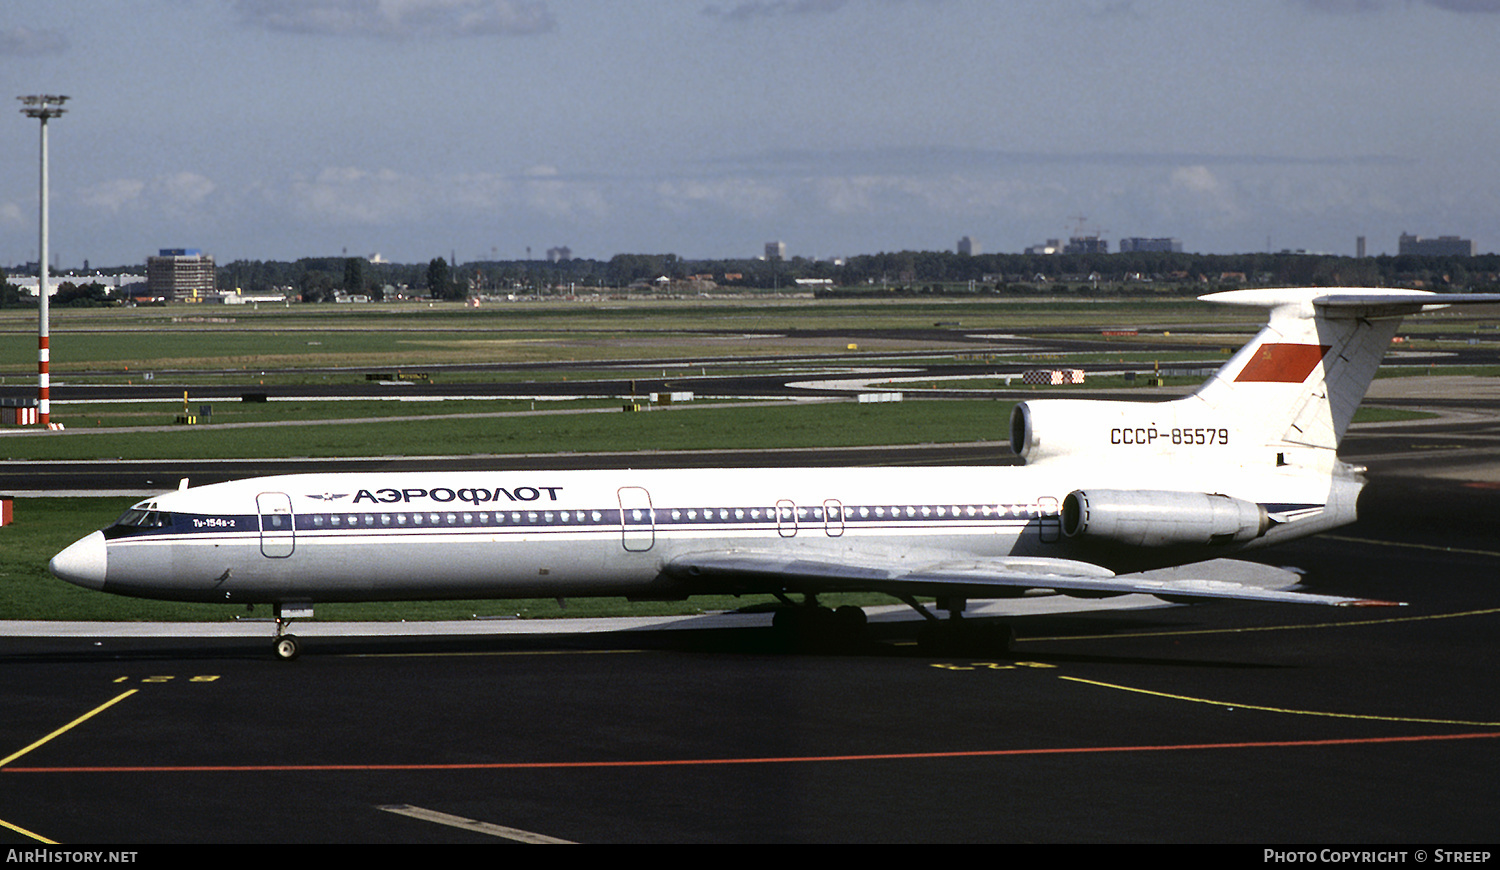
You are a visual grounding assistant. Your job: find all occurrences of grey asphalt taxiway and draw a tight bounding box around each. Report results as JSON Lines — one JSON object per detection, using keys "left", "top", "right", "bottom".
{"left": 2, "top": 383, "right": 1499, "bottom": 843}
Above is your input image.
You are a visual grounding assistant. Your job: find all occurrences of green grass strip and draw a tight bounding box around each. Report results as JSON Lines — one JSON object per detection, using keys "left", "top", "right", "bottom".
{"left": 1, "top": 399, "right": 1016, "bottom": 461}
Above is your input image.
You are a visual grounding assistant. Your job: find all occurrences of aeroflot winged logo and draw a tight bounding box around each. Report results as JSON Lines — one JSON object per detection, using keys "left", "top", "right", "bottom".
{"left": 1235, "top": 343, "right": 1330, "bottom": 383}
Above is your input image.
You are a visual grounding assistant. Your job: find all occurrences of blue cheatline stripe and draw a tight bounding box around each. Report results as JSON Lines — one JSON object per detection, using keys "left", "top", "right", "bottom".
{"left": 103, "top": 501, "right": 1328, "bottom": 542}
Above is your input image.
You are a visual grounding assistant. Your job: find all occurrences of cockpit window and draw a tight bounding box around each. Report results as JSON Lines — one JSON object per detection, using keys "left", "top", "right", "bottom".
{"left": 113, "top": 508, "right": 173, "bottom": 529}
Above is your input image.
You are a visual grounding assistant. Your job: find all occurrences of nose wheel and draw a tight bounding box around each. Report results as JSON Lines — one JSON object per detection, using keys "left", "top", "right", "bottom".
{"left": 273, "top": 634, "right": 301, "bottom": 661}
{"left": 271, "top": 604, "right": 313, "bottom": 661}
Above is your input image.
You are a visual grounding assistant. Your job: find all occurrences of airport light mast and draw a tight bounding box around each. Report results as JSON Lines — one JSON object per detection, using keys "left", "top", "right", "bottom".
{"left": 18, "top": 94, "right": 68, "bottom": 427}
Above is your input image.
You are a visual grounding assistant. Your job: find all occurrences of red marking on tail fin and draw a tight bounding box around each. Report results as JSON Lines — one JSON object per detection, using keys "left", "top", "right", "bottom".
{"left": 1235, "top": 343, "right": 1330, "bottom": 383}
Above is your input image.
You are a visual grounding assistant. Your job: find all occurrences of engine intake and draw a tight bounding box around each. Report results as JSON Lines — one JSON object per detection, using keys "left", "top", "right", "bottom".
{"left": 1061, "top": 489, "right": 1268, "bottom": 548}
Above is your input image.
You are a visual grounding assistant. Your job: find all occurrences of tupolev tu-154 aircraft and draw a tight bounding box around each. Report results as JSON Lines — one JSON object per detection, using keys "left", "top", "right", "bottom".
{"left": 49, "top": 288, "right": 1500, "bottom": 659}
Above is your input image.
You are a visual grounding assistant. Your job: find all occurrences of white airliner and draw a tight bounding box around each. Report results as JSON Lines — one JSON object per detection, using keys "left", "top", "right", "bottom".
{"left": 49, "top": 288, "right": 1500, "bottom": 659}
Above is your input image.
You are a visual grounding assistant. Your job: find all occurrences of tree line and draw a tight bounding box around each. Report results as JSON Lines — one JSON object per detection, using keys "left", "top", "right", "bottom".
{"left": 223, "top": 251, "right": 1500, "bottom": 299}
{"left": 4, "top": 250, "right": 1497, "bottom": 308}
{"left": 0, "top": 269, "right": 112, "bottom": 308}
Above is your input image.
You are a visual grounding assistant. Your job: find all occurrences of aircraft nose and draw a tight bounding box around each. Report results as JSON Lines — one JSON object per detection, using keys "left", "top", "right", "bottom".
{"left": 50, "top": 530, "right": 108, "bottom": 591}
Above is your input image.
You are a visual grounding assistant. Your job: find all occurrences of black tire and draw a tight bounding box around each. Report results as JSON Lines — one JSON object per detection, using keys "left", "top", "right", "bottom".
{"left": 273, "top": 634, "right": 301, "bottom": 661}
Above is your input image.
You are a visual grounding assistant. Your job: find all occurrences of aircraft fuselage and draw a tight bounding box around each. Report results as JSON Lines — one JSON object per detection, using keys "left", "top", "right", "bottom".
{"left": 61, "top": 464, "right": 1350, "bottom": 606}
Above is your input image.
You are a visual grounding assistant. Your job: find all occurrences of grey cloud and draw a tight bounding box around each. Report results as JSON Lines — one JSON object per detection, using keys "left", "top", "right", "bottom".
{"left": 1422, "top": 0, "right": 1500, "bottom": 12}
{"left": 701, "top": 0, "right": 872, "bottom": 22}
{"left": 1295, "top": 0, "right": 1388, "bottom": 12}
{"left": 0, "top": 26, "right": 70, "bottom": 57}
{"left": 1086, "top": 1, "right": 1145, "bottom": 20}
{"left": 706, "top": 146, "right": 1411, "bottom": 179}
{"left": 232, "top": 0, "right": 556, "bottom": 39}
{"left": 1296, "top": 0, "right": 1500, "bottom": 12}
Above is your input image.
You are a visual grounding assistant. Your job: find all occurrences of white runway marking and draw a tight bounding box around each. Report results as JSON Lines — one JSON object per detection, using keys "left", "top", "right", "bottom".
{"left": 379, "top": 804, "right": 574, "bottom": 843}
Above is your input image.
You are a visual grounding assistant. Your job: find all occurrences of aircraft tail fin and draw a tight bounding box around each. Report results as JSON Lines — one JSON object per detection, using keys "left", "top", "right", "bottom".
{"left": 1189, "top": 289, "right": 1401, "bottom": 451}
{"left": 1011, "top": 288, "right": 1500, "bottom": 467}
{"left": 1190, "top": 289, "right": 1500, "bottom": 451}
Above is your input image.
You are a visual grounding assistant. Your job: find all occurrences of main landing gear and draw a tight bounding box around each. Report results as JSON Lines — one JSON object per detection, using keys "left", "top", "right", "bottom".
{"left": 901, "top": 595, "right": 1013, "bottom": 656}
{"left": 769, "top": 595, "right": 869, "bottom": 650}
{"left": 270, "top": 604, "right": 313, "bottom": 661}
{"left": 768, "top": 594, "right": 1012, "bottom": 655}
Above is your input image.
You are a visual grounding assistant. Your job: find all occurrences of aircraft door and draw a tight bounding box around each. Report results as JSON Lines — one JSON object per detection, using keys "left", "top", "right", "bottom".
{"left": 618, "top": 486, "right": 655, "bottom": 552}
{"left": 257, "top": 492, "right": 295, "bottom": 558}
{"left": 776, "top": 499, "right": 797, "bottom": 538}
{"left": 823, "top": 499, "right": 845, "bottom": 537}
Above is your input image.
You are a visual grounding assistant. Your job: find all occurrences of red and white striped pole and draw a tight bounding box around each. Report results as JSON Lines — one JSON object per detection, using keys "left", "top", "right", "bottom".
{"left": 19, "top": 95, "right": 67, "bottom": 428}
{"left": 38, "top": 334, "right": 48, "bottom": 427}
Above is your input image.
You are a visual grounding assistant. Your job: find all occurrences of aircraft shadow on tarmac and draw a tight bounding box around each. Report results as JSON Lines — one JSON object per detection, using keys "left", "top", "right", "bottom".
{"left": 0, "top": 608, "right": 1295, "bottom": 670}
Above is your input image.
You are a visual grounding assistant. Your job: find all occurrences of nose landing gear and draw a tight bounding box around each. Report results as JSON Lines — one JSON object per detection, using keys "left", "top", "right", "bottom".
{"left": 271, "top": 604, "right": 313, "bottom": 661}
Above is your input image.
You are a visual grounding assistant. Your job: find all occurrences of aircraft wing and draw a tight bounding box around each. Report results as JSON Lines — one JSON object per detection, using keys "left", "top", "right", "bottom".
{"left": 665, "top": 551, "right": 1403, "bottom": 607}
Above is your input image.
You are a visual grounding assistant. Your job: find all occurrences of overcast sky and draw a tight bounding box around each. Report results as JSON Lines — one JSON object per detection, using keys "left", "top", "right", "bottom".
{"left": 3, "top": 0, "right": 1498, "bottom": 267}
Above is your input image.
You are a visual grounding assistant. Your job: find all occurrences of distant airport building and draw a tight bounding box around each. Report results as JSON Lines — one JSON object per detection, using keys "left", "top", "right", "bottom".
{"left": 546, "top": 246, "right": 572, "bottom": 263}
{"left": 764, "top": 241, "right": 786, "bottom": 261}
{"left": 1064, "top": 235, "right": 1108, "bottom": 255}
{"left": 1357, "top": 236, "right": 1366, "bottom": 259}
{"left": 147, "top": 248, "right": 216, "bottom": 300}
{"left": 1398, "top": 233, "right": 1474, "bottom": 257}
{"left": 1118, "top": 237, "right": 1183, "bottom": 253}
{"left": 957, "top": 236, "right": 978, "bottom": 256}
{"left": 1025, "top": 239, "right": 1063, "bottom": 255}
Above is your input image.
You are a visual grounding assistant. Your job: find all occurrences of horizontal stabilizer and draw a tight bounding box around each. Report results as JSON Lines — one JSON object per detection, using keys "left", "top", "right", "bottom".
{"left": 1202, "top": 288, "right": 1500, "bottom": 317}
{"left": 1313, "top": 291, "right": 1500, "bottom": 316}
